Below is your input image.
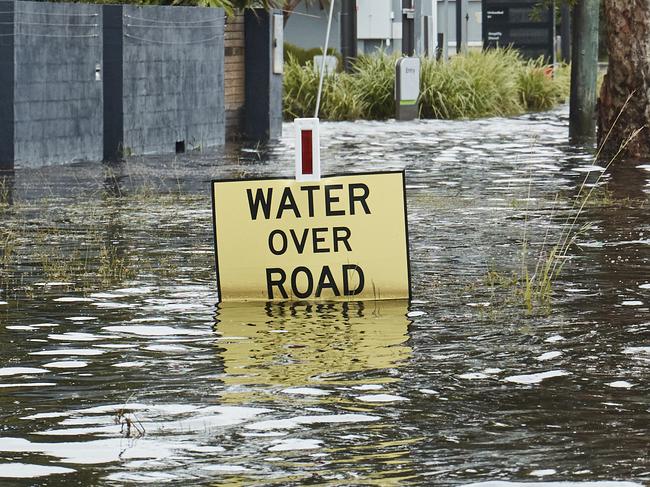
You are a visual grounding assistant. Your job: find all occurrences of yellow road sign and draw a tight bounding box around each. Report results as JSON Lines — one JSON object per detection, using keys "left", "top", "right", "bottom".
{"left": 211, "top": 171, "right": 410, "bottom": 302}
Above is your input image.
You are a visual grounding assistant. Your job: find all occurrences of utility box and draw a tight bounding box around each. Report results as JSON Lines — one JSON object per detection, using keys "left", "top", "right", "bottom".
{"left": 482, "top": 0, "right": 555, "bottom": 61}
{"left": 395, "top": 57, "right": 420, "bottom": 121}
{"left": 357, "top": 0, "right": 392, "bottom": 39}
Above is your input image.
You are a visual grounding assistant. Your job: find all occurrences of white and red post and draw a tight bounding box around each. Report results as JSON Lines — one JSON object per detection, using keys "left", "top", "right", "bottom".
{"left": 294, "top": 118, "right": 321, "bottom": 182}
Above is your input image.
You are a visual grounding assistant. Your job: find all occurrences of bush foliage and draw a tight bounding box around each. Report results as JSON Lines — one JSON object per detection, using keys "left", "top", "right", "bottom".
{"left": 283, "top": 48, "right": 570, "bottom": 121}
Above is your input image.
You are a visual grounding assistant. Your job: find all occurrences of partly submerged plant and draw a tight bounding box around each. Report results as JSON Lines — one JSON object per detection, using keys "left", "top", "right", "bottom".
{"left": 349, "top": 52, "right": 398, "bottom": 120}
{"left": 517, "top": 59, "right": 567, "bottom": 112}
{"left": 420, "top": 48, "right": 525, "bottom": 119}
{"left": 283, "top": 54, "right": 320, "bottom": 119}
{"left": 284, "top": 48, "right": 568, "bottom": 122}
{"left": 283, "top": 54, "right": 365, "bottom": 120}
{"left": 513, "top": 93, "right": 644, "bottom": 314}
{"left": 0, "top": 178, "right": 11, "bottom": 208}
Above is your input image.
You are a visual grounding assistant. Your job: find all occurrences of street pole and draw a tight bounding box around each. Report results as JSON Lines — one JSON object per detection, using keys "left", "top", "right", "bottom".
{"left": 455, "top": 0, "right": 461, "bottom": 54}
{"left": 340, "top": 0, "right": 357, "bottom": 72}
{"left": 462, "top": 0, "right": 469, "bottom": 54}
{"left": 560, "top": 1, "right": 571, "bottom": 63}
{"left": 569, "top": 0, "right": 600, "bottom": 141}
{"left": 442, "top": 0, "right": 449, "bottom": 60}
{"left": 402, "top": 0, "right": 415, "bottom": 56}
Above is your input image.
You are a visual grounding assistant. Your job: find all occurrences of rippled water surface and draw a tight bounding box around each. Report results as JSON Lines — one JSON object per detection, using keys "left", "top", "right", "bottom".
{"left": 0, "top": 106, "right": 648, "bottom": 486}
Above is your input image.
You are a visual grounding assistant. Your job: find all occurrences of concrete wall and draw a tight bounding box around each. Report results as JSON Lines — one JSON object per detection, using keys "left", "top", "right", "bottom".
{"left": 6, "top": 1, "right": 103, "bottom": 168}
{"left": 120, "top": 5, "right": 224, "bottom": 155}
{"left": 284, "top": 0, "right": 483, "bottom": 55}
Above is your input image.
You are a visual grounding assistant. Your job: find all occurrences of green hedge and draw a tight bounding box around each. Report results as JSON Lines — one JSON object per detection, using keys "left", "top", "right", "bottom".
{"left": 284, "top": 48, "right": 570, "bottom": 121}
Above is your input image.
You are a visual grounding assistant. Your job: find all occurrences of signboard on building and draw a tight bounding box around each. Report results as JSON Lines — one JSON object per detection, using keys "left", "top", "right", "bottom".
{"left": 212, "top": 171, "right": 410, "bottom": 302}
{"left": 482, "top": 0, "right": 555, "bottom": 61}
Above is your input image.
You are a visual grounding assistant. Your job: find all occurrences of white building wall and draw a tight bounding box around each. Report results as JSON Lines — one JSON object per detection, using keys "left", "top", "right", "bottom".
{"left": 283, "top": 0, "right": 483, "bottom": 56}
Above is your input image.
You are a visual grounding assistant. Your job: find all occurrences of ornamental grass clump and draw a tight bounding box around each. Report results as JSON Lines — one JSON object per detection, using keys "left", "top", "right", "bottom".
{"left": 283, "top": 48, "right": 568, "bottom": 121}
{"left": 321, "top": 74, "right": 366, "bottom": 121}
{"left": 517, "top": 59, "right": 568, "bottom": 111}
{"left": 283, "top": 54, "right": 320, "bottom": 119}
{"left": 283, "top": 55, "right": 365, "bottom": 120}
{"left": 419, "top": 48, "right": 524, "bottom": 119}
{"left": 283, "top": 52, "right": 394, "bottom": 120}
{"left": 349, "top": 52, "right": 398, "bottom": 119}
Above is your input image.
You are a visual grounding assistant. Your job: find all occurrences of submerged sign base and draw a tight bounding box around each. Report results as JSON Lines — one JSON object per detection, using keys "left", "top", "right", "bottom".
{"left": 212, "top": 171, "right": 410, "bottom": 302}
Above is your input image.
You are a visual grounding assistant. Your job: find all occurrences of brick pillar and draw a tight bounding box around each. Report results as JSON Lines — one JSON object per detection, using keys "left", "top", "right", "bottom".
{"left": 224, "top": 12, "right": 245, "bottom": 139}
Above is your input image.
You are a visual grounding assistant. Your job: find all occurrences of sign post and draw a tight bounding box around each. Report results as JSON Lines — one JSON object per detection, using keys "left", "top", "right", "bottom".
{"left": 294, "top": 118, "right": 321, "bottom": 182}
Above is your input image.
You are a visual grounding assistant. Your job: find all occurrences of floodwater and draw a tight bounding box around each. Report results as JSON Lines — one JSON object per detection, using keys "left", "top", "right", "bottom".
{"left": 0, "top": 106, "right": 648, "bottom": 486}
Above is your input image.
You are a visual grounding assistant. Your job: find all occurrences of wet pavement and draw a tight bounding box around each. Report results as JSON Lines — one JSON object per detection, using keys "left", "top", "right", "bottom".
{"left": 0, "top": 105, "right": 648, "bottom": 486}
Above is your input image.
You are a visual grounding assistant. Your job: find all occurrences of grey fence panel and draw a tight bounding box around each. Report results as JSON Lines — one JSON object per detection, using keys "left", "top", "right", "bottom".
{"left": 120, "top": 5, "right": 225, "bottom": 155}
{"left": 12, "top": 1, "right": 103, "bottom": 168}
{"left": 0, "top": 1, "right": 236, "bottom": 169}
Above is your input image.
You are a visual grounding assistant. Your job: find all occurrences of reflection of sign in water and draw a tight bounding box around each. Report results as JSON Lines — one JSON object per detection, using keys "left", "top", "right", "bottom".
{"left": 212, "top": 172, "right": 410, "bottom": 302}
{"left": 215, "top": 301, "right": 412, "bottom": 397}
{"left": 482, "top": 0, "right": 554, "bottom": 61}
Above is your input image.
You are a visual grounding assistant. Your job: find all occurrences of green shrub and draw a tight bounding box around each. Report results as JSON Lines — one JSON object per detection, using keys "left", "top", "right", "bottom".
{"left": 284, "top": 42, "right": 342, "bottom": 69}
{"left": 517, "top": 58, "right": 566, "bottom": 111}
{"left": 283, "top": 54, "right": 320, "bottom": 119}
{"left": 349, "top": 52, "right": 398, "bottom": 119}
{"left": 320, "top": 74, "right": 366, "bottom": 120}
{"left": 553, "top": 62, "right": 572, "bottom": 101}
{"left": 283, "top": 55, "right": 364, "bottom": 121}
{"left": 420, "top": 48, "right": 524, "bottom": 119}
{"left": 283, "top": 48, "right": 569, "bottom": 121}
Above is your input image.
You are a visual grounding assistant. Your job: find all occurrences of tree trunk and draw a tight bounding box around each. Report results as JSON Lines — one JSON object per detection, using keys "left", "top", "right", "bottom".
{"left": 598, "top": 0, "right": 650, "bottom": 158}
{"left": 283, "top": 0, "right": 301, "bottom": 25}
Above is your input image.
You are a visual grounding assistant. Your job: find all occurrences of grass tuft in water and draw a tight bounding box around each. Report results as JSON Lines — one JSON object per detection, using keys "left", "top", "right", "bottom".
{"left": 508, "top": 95, "right": 645, "bottom": 315}
{"left": 0, "top": 183, "right": 210, "bottom": 297}
{"left": 0, "top": 178, "right": 11, "bottom": 208}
